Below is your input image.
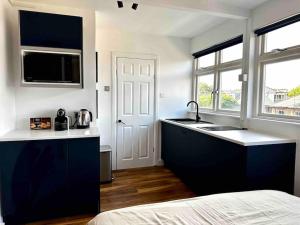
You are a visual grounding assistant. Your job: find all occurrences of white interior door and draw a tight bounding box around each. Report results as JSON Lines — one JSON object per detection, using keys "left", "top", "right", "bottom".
{"left": 116, "top": 57, "right": 155, "bottom": 170}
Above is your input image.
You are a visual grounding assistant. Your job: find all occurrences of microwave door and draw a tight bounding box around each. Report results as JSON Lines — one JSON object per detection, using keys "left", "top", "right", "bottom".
{"left": 22, "top": 49, "right": 81, "bottom": 86}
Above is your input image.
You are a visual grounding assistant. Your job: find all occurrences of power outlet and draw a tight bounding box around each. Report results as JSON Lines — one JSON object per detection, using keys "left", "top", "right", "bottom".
{"left": 239, "top": 73, "right": 248, "bottom": 82}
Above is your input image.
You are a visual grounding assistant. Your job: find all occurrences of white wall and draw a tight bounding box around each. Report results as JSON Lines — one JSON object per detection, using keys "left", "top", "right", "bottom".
{"left": 13, "top": 3, "right": 96, "bottom": 129}
{"left": 96, "top": 26, "right": 193, "bottom": 168}
{"left": 191, "top": 19, "right": 246, "bottom": 54}
{"left": 249, "top": 0, "right": 300, "bottom": 196}
{"left": 0, "top": 0, "right": 16, "bottom": 222}
{"left": 252, "top": 0, "right": 300, "bottom": 29}
{"left": 190, "top": 0, "right": 300, "bottom": 196}
{"left": 0, "top": 0, "right": 16, "bottom": 136}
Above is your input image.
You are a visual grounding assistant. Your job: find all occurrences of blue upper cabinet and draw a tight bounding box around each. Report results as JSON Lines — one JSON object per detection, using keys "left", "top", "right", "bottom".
{"left": 19, "top": 11, "right": 83, "bottom": 50}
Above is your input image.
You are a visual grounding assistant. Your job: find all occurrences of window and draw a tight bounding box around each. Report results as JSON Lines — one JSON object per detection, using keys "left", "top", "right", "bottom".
{"left": 193, "top": 36, "right": 243, "bottom": 114}
{"left": 221, "top": 43, "right": 243, "bottom": 63}
{"left": 197, "top": 74, "right": 214, "bottom": 109}
{"left": 256, "top": 16, "right": 300, "bottom": 119}
{"left": 197, "top": 53, "right": 215, "bottom": 69}
{"left": 265, "top": 22, "right": 300, "bottom": 52}
{"left": 262, "top": 59, "right": 300, "bottom": 117}
{"left": 219, "top": 69, "right": 242, "bottom": 111}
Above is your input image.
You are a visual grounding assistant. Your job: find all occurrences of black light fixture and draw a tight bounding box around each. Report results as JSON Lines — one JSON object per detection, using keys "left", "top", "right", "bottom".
{"left": 117, "top": 1, "right": 123, "bottom": 8}
{"left": 132, "top": 2, "right": 138, "bottom": 10}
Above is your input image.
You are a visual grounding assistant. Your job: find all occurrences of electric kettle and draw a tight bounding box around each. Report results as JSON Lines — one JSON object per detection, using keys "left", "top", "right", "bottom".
{"left": 76, "top": 109, "right": 92, "bottom": 129}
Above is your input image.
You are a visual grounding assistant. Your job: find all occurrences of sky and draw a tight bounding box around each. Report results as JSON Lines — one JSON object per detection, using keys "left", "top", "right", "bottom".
{"left": 265, "top": 58, "right": 300, "bottom": 90}
{"left": 263, "top": 22, "right": 300, "bottom": 90}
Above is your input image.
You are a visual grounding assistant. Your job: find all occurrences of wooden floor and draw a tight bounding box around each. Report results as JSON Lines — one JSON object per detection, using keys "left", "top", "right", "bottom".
{"left": 101, "top": 166, "right": 196, "bottom": 212}
{"left": 27, "top": 166, "right": 196, "bottom": 225}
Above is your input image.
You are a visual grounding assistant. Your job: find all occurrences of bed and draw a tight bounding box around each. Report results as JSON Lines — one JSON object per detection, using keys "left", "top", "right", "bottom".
{"left": 88, "top": 190, "right": 300, "bottom": 225}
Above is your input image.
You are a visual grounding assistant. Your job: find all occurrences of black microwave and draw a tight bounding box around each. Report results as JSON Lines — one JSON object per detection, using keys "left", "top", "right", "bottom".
{"left": 21, "top": 48, "right": 82, "bottom": 88}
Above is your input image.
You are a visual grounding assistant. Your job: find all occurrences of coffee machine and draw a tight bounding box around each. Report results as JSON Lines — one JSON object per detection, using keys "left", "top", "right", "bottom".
{"left": 55, "top": 109, "right": 69, "bottom": 131}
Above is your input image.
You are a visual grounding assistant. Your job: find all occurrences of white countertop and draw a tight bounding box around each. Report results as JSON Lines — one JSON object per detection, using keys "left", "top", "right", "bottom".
{"left": 0, "top": 127, "right": 100, "bottom": 142}
{"left": 161, "top": 119, "right": 295, "bottom": 146}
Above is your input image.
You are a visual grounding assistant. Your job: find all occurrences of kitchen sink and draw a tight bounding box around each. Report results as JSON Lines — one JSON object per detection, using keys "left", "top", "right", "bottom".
{"left": 166, "top": 118, "right": 212, "bottom": 124}
{"left": 198, "top": 126, "right": 247, "bottom": 131}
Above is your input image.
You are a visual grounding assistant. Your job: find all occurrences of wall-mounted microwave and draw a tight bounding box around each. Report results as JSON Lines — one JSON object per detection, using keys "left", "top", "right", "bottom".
{"left": 21, "top": 47, "right": 82, "bottom": 88}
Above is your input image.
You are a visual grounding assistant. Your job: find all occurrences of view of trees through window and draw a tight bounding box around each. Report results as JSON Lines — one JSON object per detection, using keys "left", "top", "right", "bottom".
{"left": 219, "top": 69, "right": 241, "bottom": 111}
{"left": 197, "top": 74, "right": 214, "bottom": 109}
{"left": 198, "top": 71, "right": 241, "bottom": 111}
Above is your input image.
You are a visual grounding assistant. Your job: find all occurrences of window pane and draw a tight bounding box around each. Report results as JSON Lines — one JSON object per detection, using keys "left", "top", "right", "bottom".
{"left": 221, "top": 43, "right": 243, "bottom": 63}
{"left": 219, "top": 69, "right": 242, "bottom": 111}
{"left": 198, "top": 74, "right": 214, "bottom": 109}
{"left": 265, "top": 21, "right": 300, "bottom": 52}
{"left": 197, "top": 53, "right": 215, "bottom": 69}
{"left": 263, "top": 59, "right": 300, "bottom": 117}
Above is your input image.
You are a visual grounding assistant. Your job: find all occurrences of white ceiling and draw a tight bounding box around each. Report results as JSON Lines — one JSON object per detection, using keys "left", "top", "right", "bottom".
{"left": 217, "top": 0, "right": 270, "bottom": 9}
{"left": 14, "top": 0, "right": 270, "bottom": 38}
{"left": 95, "top": 2, "right": 226, "bottom": 38}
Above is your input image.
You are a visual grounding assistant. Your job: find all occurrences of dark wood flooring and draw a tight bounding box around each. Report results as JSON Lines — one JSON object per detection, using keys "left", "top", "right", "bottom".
{"left": 27, "top": 166, "right": 196, "bottom": 225}
{"left": 101, "top": 166, "right": 196, "bottom": 211}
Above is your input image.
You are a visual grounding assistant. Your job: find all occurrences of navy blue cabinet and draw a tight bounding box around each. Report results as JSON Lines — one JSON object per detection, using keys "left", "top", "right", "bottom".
{"left": 68, "top": 138, "right": 100, "bottom": 214}
{"left": 0, "top": 137, "right": 99, "bottom": 224}
{"left": 20, "top": 11, "right": 83, "bottom": 50}
{"left": 161, "top": 122, "right": 296, "bottom": 195}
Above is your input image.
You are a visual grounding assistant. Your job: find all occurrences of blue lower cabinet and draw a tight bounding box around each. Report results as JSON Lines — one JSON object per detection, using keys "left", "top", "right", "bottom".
{"left": 68, "top": 138, "right": 100, "bottom": 214}
{"left": 246, "top": 144, "right": 295, "bottom": 194}
{"left": 0, "top": 137, "right": 100, "bottom": 224}
{"left": 161, "top": 122, "right": 296, "bottom": 195}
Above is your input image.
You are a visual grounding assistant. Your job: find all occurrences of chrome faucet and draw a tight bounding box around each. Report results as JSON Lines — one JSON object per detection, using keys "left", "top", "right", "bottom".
{"left": 187, "top": 101, "right": 201, "bottom": 122}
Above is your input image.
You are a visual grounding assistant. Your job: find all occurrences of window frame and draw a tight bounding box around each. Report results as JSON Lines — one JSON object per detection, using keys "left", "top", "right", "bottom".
{"left": 197, "top": 52, "right": 216, "bottom": 70}
{"left": 196, "top": 73, "right": 215, "bottom": 110}
{"left": 256, "top": 33, "right": 300, "bottom": 121}
{"left": 194, "top": 45, "right": 243, "bottom": 115}
{"left": 218, "top": 66, "right": 243, "bottom": 113}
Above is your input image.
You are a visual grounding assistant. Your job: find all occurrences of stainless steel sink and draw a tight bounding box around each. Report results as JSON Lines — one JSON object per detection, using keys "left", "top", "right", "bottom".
{"left": 198, "top": 126, "right": 247, "bottom": 131}
{"left": 166, "top": 118, "right": 212, "bottom": 124}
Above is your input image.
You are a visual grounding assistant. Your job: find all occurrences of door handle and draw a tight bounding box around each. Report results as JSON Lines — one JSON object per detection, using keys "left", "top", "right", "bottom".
{"left": 117, "top": 120, "right": 126, "bottom": 125}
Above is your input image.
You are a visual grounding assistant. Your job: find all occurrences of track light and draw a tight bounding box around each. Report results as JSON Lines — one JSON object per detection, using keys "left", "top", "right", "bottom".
{"left": 132, "top": 3, "right": 138, "bottom": 10}
{"left": 117, "top": 1, "right": 123, "bottom": 8}
{"left": 117, "top": 1, "right": 139, "bottom": 10}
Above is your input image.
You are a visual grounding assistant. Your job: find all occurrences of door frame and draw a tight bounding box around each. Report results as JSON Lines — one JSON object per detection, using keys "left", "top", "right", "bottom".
{"left": 111, "top": 52, "right": 159, "bottom": 170}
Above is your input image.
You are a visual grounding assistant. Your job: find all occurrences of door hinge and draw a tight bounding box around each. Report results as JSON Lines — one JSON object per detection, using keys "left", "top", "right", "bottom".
{"left": 153, "top": 147, "right": 155, "bottom": 152}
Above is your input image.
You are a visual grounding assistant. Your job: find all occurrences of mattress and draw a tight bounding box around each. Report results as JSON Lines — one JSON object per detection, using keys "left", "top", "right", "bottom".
{"left": 88, "top": 190, "right": 300, "bottom": 225}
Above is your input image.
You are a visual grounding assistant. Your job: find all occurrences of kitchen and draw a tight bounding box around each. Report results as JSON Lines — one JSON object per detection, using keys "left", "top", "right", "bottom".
{"left": 1, "top": 0, "right": 300, "bottom": 224}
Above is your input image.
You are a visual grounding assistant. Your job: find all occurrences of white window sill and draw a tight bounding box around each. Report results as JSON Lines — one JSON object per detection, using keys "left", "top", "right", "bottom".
{"left": 251, "top": 115, "right": 300, "bottom": 126}
{"left": 189, "top": 110, "right": 240, "bottom": 119}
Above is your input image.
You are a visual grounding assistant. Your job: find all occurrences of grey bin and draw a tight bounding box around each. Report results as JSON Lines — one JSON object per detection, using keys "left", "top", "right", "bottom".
{"left": 100, "top": 145, "right": 112, "bottom": 183}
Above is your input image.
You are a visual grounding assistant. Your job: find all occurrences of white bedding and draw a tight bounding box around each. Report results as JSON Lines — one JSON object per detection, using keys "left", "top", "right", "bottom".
{"left": 88, "top": 190, "right": 300, "bottom": 225}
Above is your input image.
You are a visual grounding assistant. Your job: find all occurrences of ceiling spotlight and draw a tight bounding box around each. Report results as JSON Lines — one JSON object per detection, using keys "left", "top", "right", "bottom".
{"left": 117, "top": 1, "right": 123, "bottom": 8}
{"left": 132, "top": 3, "right": 138, "bottom": 10}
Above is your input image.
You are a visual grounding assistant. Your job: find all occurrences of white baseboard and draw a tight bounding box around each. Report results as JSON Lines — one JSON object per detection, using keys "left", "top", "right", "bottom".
{"left": 156, "top": 159, "right": 164, "bottom": 166}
